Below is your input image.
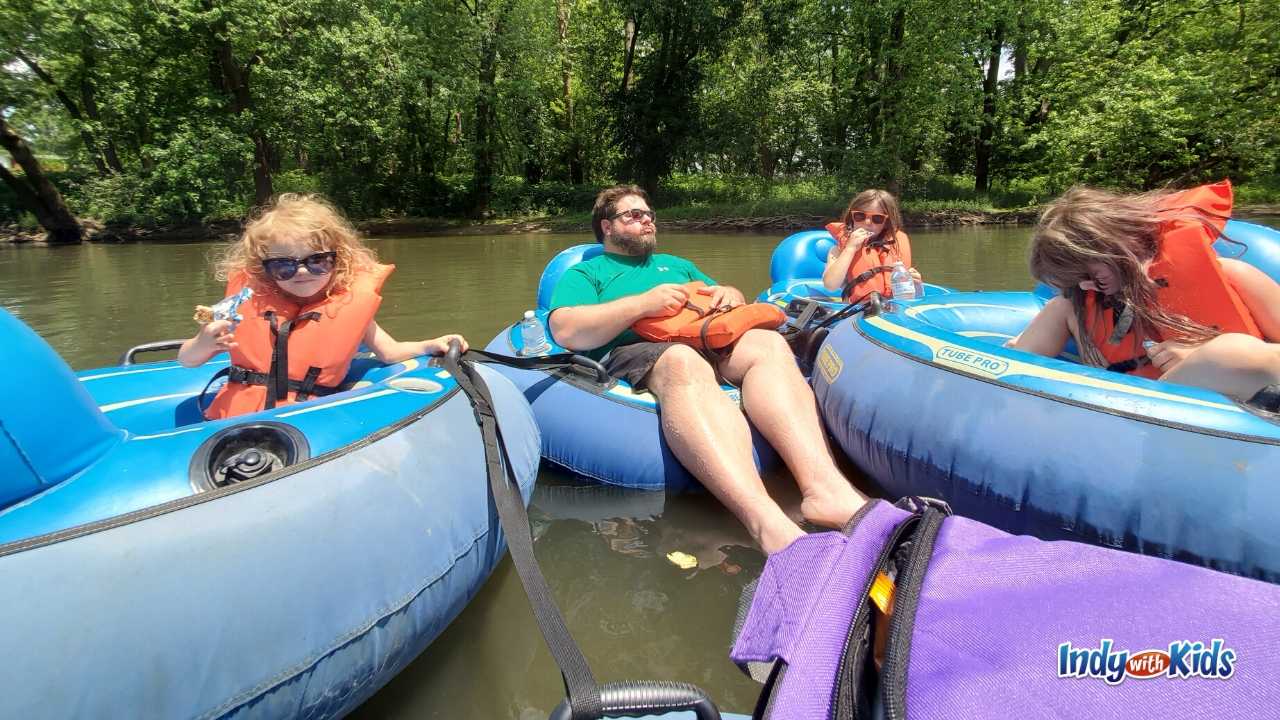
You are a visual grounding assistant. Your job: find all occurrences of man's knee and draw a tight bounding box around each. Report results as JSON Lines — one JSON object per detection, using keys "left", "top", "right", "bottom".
{"left": 650, "top": 344, "right": 716, "bottom": 388}
{"left": 730, "top": 329, "right": 796, "bottom": 370}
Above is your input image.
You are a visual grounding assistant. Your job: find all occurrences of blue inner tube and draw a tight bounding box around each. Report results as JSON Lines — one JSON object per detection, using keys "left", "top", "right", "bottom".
{"left": 485, "top": 243, "right": 778, "bottom": 492}
{"left": 809, "top": 219, "right": 1280, "bottom": 583}
{"left": 0, "top": 307, "right": 540, "bottom": 716}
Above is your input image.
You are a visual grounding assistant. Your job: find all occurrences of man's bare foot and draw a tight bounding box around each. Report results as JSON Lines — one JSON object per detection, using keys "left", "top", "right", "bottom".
{"left": 759, "top": 521, "right": 806, "bottom": 555}
{"left": 800, "top": 484, "right": 868, "bottom": 529}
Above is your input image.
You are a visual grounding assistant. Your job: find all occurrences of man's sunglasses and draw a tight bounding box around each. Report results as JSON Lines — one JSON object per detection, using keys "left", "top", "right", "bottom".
{"left": 850, "top": 211, "right": 887, "bottom": 224}
{"left": 261, "top": 251, "right": 337, "bottom": 281}
{"left": 609, "top": 208, "right": 656, "bottom": 223}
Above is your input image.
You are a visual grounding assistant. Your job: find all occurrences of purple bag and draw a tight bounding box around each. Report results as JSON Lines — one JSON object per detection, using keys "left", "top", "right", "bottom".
{"left": 731, "top": 499, "right": 1280, "bottom": 719}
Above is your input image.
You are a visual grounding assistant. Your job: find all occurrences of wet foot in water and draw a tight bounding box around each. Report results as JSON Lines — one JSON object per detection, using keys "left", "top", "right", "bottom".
{"left": 800, "top": 484, "right": 868, "bottom": 530}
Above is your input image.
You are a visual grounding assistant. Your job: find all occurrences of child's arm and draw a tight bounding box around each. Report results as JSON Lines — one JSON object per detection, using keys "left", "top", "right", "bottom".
{"left": 362, "top": 321, "right": 469, "bottom": 364}
{"left": 178, "top": 320, "right": 237, "bottom": 367}
{"left": 822, "top": 228, "right": 871, "bottom": 292}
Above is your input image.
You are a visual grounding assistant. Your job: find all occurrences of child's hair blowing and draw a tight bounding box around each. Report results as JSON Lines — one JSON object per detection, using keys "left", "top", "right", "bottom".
{"left": 217, "top": 193, "right": 378, "bottom": 295}
{"left": 1030, "top": 186, "right": 1232, "bottom": 367}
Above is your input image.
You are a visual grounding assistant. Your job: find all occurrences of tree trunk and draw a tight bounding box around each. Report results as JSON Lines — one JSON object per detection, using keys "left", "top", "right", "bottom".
{"left": 557, "top": 0, "right": 583, "bottom": 184}
{"left": 0, "top": 117, "right": 84, "bottom": 244}
{"left": 974, "top": 23, "right": 1004, "bottom": 193}
{"left": 823, "top": 39, "right": 845, "bottom": 173}
{"left": 76, "top": 22, "right": 125, "bottom": 174}
{"left": 620, "top": 17, "right": 638, "bottom": 97}
{"left": 205, "top": 0, "right": 275, "bottom": 205}
{"left": 883, "top": 7, "right": 906, "bottom": 195}
{"left": 13, "top": 50, "right": 113, "bottom": 176}
{"left": 471, "top": 13, "right": 503, "bottom": 216}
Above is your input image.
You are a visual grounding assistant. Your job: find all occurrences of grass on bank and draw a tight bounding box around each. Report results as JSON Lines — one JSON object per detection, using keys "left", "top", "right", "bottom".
{"left": 3, "top": 170, "right": 1278, "bottom": 230}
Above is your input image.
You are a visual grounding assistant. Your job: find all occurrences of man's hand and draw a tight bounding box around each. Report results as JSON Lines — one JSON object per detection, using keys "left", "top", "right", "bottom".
{"left": 642, "top": 283, "right": 691, "bottom": 317}
{"left": 699, "top": 284, "right": 746, "bottom": 309}
{"left": 1147, "top": 339, "right": 1200, "bottom": 375}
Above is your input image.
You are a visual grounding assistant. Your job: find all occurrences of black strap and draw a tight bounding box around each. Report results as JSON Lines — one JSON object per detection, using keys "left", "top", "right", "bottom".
{"left": 295, "top": 366, "right": 323, "bottom": 402}
{"left": 198, "top": 367, "right": 231, "bottom": 414}
{"left": 441, "top": 351, "right": 604, "bottom": 719}
{"left": 465, "top": 348, "right": 612, "bottom": 385}
{"left": 1106, "top": 355, "right": 1151, "bottom": 374}
{"left": 264, "top": 310, "right": 321, "bottom": 409}
{"left": 197, "top": 365, "right": 341, "bottom": 416}
{"left": 843, "top": 265, "right": 894, "bottom": 300}
{"left": 223, "top": 365, "right": 341, "bottom": 396}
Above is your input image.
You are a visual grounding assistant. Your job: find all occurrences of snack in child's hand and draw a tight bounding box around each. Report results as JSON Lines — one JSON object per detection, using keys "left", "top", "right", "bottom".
{"left": 193, "top": 305, "right": 215, "bottom": 324}
{"left": 193, "top": 287, "right": 254, "bottom": 326}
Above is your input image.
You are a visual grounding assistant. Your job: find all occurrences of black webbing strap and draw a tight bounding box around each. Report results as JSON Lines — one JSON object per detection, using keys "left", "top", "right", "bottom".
{"left": 197, "top": 367, "right": 231, "bottom": 414}
{"left": 295, "top": 366, "right": 323, "bottom": 402}
{"left": 842, "top": 265, "right": 894, "bottom": 301}
{"left": 441, "top": 350, "right": 603, "bottom": 720}
{"left": 218, "top": 366, "right": 341, "bottom": 397}
{"left": 465, "top": 349, "right": 612, "bottom": 385}
{"left": 264, "top": 310, "right": 321, "bottom": 409}
{"left": 1106, "top": 355, "right": 1151, "bottom": 374}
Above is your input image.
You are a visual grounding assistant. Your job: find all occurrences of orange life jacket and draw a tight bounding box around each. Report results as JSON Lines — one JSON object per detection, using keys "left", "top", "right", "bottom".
{"left": 825, "top": 222, "right": 913, "bottom": 303}
{"left": 631, "top": 281, "right": 787, "bottom": 351}
{"left": 203, "top": 263, "right": 394, "bottom": 419}
{"left": 1084, "top": 181, "right": 1261, "bottom": 379}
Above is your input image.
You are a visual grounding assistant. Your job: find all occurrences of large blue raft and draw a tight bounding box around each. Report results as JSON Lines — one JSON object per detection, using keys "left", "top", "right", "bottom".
{"left": 484, "top": 243, "right": 776, "bottom": 491}
{"left": 0, "top": 307, "right": 539, "bottom": 718}
{"left": 784, "top": 220, "right": 1280, "bottom": 582}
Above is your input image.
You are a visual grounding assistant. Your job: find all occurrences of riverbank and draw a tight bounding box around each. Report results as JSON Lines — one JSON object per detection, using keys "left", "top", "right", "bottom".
{"left": 4, "top": 204, "right": 1278, "bottom": 244}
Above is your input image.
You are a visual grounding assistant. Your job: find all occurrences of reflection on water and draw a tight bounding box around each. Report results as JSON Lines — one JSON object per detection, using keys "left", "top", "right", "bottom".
{"left": 0, "top": 223, "right": 1165, "bottom": 717}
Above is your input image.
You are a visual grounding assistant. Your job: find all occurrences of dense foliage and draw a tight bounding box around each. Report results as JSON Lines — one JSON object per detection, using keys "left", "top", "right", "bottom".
{"left": 2, "top": 0, "right": 1277, "bottom": 226}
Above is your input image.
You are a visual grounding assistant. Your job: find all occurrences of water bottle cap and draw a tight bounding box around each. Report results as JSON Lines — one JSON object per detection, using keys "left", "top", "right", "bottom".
{"left": 523, "top": 310, "right": 536, "bottom": 320}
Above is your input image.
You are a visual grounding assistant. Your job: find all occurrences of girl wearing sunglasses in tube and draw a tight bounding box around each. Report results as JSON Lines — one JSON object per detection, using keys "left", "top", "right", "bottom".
{"left": 821, "top": 189, "right": 921, "bottom": 303}
{"left": 178, "top": 193, "right": 466, "bottom": 419}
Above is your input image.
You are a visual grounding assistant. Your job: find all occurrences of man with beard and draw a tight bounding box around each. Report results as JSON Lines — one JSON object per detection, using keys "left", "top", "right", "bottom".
{"left": 549, "top": 185, "right": 867, "bottom": 554}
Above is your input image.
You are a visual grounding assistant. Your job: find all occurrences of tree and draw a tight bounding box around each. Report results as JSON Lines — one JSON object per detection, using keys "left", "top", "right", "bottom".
{"left": 612, "top": 0, "right": 746, "bottom": 193}
{"left": 0, "top": 114, "right": 83, "bottom": 242}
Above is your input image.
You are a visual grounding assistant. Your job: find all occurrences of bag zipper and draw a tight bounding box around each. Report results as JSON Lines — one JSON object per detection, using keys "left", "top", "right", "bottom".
{"left": 881, "top": 508, "right": 947, "bottom": 720}
{"left": 829, "top": 513, "right": 922, "bottom": 720}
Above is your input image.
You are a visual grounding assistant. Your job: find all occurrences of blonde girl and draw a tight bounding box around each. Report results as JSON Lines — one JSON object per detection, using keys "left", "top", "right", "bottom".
{"left": 179, "top": 193, "right": 467, "bottom": 418}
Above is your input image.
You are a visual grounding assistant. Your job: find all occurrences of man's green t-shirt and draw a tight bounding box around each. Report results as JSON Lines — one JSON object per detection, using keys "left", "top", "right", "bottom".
{"left": 548, "top": 251, "right": 717, "bottom": 359}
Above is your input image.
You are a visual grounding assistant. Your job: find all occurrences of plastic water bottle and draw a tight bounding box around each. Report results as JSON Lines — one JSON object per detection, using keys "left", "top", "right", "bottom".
{"left": 519, "top": 310, "right": 551, "bottom": 356}
{"left": 889, "top": 261, "right": 917, "bottom": 300}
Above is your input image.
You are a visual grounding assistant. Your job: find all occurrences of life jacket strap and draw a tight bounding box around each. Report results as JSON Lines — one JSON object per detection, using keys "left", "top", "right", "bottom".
{"left": 844, "top": 265, "right": 895, "bottom": 300}
{"left": 264, "top": 310, "right": 322, "bottom": 409}
{"left": 1105, "top": 355, "right": 1151, "bottom": 374}
{"left": 224, "top": 364, "right": 340, "bottom": 397}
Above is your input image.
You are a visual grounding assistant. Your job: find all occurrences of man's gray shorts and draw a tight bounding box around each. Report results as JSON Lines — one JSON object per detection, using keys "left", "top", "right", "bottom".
{"left": 601, "top": 342, "right": 682, "bottom": 391}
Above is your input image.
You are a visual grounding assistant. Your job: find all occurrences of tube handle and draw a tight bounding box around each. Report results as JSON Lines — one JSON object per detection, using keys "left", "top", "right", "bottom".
{"left": 548, "top": 680, "right": 720, "bottom": 720}
{"left": 119, "top": 340, "right": 187, "bottom": 366}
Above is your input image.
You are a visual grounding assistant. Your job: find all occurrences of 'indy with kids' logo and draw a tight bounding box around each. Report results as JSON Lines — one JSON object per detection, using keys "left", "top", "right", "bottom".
{"left": 1057, "top": 639, "right": 1236, "bottom": 684}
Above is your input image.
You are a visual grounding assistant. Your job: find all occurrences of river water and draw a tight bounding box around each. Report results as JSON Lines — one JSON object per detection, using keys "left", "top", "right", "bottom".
{"left": 1, "top": 222, "right": 1268, "bottom": 717}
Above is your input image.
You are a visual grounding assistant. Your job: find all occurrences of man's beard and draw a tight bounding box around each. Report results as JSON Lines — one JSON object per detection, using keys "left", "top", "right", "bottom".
{"left": 612, "top": 230, "right": 657, "bottom": 257}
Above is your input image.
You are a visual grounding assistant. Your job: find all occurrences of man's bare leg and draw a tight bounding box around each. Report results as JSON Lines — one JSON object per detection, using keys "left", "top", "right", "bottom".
{"left": 719, "top": 329, "right": 866, "bottom": 528}
{"left": 646, "top": 344, "right": 804, "bottom": 554}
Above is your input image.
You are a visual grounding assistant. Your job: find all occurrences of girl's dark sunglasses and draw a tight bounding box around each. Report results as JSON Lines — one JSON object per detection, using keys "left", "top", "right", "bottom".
{"left": 850, "top": 211, "right": 887, "bottom": 224}
{"left": 261, "top": 251, "right": 337, "bottom": 281}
